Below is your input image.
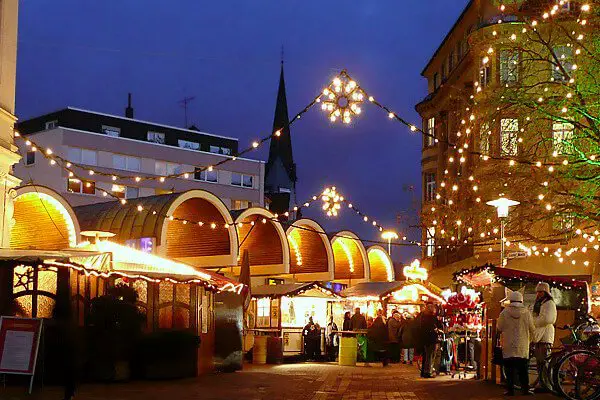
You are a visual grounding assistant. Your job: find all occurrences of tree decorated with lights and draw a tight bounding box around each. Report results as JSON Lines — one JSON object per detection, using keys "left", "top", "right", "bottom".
{"left": 422, "top": 0, "right": 600, "bottom": 263}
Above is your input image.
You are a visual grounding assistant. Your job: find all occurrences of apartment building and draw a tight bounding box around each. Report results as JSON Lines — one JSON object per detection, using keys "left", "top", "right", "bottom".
{"left": 415, "top": 0, "right": 597, "bottom": 285}
{"left": 14, "top": 106, "right": 264, "bottom": 209}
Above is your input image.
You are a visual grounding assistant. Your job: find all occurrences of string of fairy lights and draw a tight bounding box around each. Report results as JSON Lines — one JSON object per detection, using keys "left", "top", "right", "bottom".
{"left": 413, "top": 1, "right": 598, "bottom": 265}
{"left": 14, "top": 2, "right": 596, "bottom": 265}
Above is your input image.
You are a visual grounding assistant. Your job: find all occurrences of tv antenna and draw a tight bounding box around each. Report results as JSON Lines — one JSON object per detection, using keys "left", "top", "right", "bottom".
{"left": 178, "top": 96, "right": 196, "bottom": 128}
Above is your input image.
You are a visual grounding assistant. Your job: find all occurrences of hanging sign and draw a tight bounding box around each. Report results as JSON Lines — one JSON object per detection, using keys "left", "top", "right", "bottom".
{"left": 0, "top": 317, "right": 43, "bottom": 393}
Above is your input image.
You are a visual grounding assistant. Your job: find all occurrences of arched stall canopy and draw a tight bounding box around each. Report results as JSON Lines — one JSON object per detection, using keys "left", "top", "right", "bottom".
{"left": 10, "top": 185, "right": 80, "bottom": 250}
{"left": 74, "top": 189, "right": 238, "bottom": 268}
{"left": 232, "top": 208, "right": 290, "bottom": 276}
{"left": 367, "top": 245, "right": 394, "bottom": 282}
{"left": 331, "top": 231, "right": 369, "bottom": 283}
{"left": 285, "top": 219, "right": 334, "bottom": 282}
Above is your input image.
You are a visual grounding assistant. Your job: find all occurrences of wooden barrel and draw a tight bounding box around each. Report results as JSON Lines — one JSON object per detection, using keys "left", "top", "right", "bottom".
{"left": 338, "top": 336, "right": 357, "bottom": 366}
{"left": 253, "top": 336, "right": 268, "bottom": 364}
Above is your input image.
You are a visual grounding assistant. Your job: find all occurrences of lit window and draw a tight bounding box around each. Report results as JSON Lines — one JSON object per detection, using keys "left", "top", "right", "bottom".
{"left": 426, "top": 227, "right": 435, "bottom": 258}
{"left": 231, "top": 173, "right": 253, "bottom": 188}
{"left": 178, "top": 139, "right": 199, "bottom": 150}
{"left": 231, "top": 200, "right": 250, "bottom": 210}
{"left": 500, "top": 118, "right": 519, "bottom": 156}
{"left": 553, "top": 120, "right": 574, "bottom": 154}
{"left": 425, "top": 117, "right": 436, "bottom": 147}
{"left": 424, "top": 173, "right": 436, "bottom": 202}
{"left": 194, "top": 168, "right": 218, "bottom": 183}
{"left": 25, "top": 150, "right": 35, "bottom": 166}
{"left": 68, "top": 178, "right": 95, "bottom": 195}
{"left": 479, "top": 122, "right": 491, "bottom": 155}
{"left": 113, "top": 154, "right": 141, "bottom": 172}
{"left": 111, "top": 184, "right": 126, "bottom": 199}
{"left": 111, "top": 185, "right": 138, "bottom": 199}
{"left": 102, "top": 125, "right": 120, "bottom": 137}
{"left": 147, "top": 131, "right": 165, "bottom": 144}
{"left": 552, "top": 46, "right": 573, "bottom": 82}
{"left": 479, "top": 62, "right": 491, "bottom": 88}
{"left": 45, "top": 120, "right": 58, "bottom": 130}
{"left": 500, "top": 49, "right": 519, "bottom": 84}
{"left": 256, "top": 298, "right": 270, "bottom": 327}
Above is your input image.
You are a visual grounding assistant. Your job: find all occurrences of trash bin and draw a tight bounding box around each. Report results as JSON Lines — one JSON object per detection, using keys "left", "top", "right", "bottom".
{"left": 338, "top": 336, "right": 357, "bottom": 366}
{"left": 253, "top": 336, "right": 268, "bottom": 364}
{"left": 267, "top": 336, "right": 283, "bottom": 364}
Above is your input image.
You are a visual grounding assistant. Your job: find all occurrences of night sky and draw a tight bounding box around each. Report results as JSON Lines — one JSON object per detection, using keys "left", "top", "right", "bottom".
{"left": 16, "top": 0, "right": 466, "bottom": 263}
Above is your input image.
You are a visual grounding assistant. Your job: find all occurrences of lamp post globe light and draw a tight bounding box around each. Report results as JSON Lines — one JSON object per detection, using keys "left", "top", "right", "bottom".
{"left": 381, "top": 231, "right": 399, "bottom": 255}
{"left": 486, "top": 197, "right": 520, "bottom": 267}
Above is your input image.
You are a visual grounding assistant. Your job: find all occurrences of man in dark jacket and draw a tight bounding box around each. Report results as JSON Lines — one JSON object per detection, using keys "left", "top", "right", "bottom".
{"left": 387, "top": 310, "right": 402, "bottom": 363}
{"left": 417, "top": 304, "right": 442, "bottom": 378}
{"left": 367, "top": 310, "right": 389, "bottom": 366}
{"left": 350, "top": 307, "right": 367, "bottom": 331}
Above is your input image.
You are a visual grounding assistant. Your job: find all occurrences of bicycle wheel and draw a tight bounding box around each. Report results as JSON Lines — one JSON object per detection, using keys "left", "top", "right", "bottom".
{"left": 576, "top": 353, "right": 600, "bottom": 400}
{"left": 553, "top": 349, "right": 597, "bottom": 400}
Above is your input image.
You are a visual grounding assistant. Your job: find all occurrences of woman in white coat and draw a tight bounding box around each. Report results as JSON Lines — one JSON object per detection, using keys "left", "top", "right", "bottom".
{"left": 497, "top": 291, "right": 536, "bottom": 396}
{"left": 532, "top": 282, "right": 557, "bottom": 391}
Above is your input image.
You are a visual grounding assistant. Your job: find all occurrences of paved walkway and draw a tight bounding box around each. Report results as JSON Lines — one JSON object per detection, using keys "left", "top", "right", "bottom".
{"left": 1, "top": 363, "right": 556, "bottom": 400}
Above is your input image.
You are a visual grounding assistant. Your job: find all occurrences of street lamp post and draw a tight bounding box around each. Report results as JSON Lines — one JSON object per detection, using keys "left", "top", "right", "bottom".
{"left": 486, "top": 197, "right": 520, "bottom": 267}
{"left": 381, "top": 231, "right": 399, "bottom": 255}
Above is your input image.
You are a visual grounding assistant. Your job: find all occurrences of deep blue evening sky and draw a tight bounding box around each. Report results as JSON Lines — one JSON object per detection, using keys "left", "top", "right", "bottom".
{"left": 16, "top": 0, "right": 466, "bottom": 263}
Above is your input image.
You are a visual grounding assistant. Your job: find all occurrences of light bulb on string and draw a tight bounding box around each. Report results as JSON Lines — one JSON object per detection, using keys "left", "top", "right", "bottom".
{"left": 320, "top": 70, "right": 365, "bottom": 124}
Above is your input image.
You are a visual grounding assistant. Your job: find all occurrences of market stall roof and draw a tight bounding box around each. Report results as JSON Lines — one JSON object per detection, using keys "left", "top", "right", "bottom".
{"left": 340, "top": 281, "right": 405, "bottom": 299}
{"left": 251, "top": 281, "right": 340, "bottom": 299}
{"left": 454, "top": 264, "right": 589, "bottom": 289}
{"left": 0, "top": 248, "right": 105, "bottom": 261}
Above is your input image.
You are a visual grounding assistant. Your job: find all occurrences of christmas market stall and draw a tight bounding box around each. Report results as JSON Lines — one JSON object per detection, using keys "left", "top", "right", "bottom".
{"left": 340, "top": 260, "right": 446, "bottom": 318}
{"left": 246, "top": 281, "right": 341, "bottom": 362}
{"left": 453, "top": 264, "right": 590, "bottom": 382}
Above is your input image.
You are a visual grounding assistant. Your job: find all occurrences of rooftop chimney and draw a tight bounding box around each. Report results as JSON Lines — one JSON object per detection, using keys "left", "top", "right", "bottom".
{"left": 125, "top": 93, "right": 134, "bottom": 118}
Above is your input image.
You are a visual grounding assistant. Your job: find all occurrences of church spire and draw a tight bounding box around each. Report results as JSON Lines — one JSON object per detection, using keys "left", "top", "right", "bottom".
{"left": 264, "top": 60, "right": 297, "bottom": 215}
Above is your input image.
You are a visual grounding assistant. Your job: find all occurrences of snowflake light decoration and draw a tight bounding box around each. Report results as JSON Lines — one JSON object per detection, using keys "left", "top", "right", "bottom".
{"left": 320, "top": 70, "right": 365, "bottom": 124}
{"left": 321, "top": 186, "right": 343, "bottom": 217}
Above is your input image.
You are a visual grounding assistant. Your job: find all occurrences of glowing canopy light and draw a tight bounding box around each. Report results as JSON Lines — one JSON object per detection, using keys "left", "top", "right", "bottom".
{"left": 320, "top": 70, "right": 365, "bottom": 124}
{"left": 486, "top": 197, "right": 520, "bottom": 218}
{"left": 321, "top": 186, "right": 343, "bottom": 217}
{"left": 403, "top": 259, "right": 428, "bottom": 281}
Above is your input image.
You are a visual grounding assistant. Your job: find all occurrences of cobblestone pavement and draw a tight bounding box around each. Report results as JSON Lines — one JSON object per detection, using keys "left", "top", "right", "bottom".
{"left": 1, "top": 363, "right": 556, "bottom": 400}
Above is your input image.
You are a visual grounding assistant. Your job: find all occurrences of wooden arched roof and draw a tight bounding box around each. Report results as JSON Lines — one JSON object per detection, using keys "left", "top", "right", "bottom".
{"left": 367, "top": 245, "right": 394, "bottom": 282}
{"left": 74, "top": 189, "right": 238, "bottom": 266}
{"left": 233, "top": 207, "right": 289, "bottom": 274}
{"left": 10, "top": 185, "right": 80, "bottom": 249}
{"left": 285, "top": 218, "right": 334, "bottom": 279}
{"left": 331, "top": 231, "right": 369, "bottom": 281}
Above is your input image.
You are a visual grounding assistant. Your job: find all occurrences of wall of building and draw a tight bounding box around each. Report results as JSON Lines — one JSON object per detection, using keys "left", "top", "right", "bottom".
{"left": 14, "top": 128, "right": 265, "bottom": 208}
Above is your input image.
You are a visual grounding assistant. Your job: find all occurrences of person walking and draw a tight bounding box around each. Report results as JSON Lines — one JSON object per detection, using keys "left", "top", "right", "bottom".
{"left": 367, "top": 309, "right": 389, "bottom": 366}
{"left": 497, "top": 291, "right": 536, "bottom": 396}
{"left": 416, "top": 304, "right": 442, "bottom": 378}
{"left": 325, "top": 316, "right": 339, "bottom": 361}
{"left": 401, "top": 313, "right": 415, "bottom": 364}
{"left": 387, "top": 310, "right": 402, "bottom": 363}
{"left": 532, "top": 282, "right": 557, "bottom": 392}
{"left": 350, "top": 307, "right": 367, "bottom": 331}
{"left": 303, "top": 317, "right": 319, "bottom": 360}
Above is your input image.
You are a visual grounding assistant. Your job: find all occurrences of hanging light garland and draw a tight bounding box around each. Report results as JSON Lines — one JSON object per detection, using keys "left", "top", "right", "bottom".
{"left": 320, "top": 70, "right": 365, "bottom": 124}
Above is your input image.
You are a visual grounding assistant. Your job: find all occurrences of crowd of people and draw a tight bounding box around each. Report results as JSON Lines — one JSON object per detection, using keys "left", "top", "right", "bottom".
{"left": 301, "top": 281, "right": 560, "bottom": 396}
{"left": 302, "top": 305, "right": 443, "bottom": 377}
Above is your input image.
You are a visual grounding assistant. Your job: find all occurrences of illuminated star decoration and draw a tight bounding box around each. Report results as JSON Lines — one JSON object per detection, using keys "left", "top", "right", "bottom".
{"left": 321, "top": 186, "right": 343, "bottom": 217}
{"left": 320, "top": 70, "right": 365, "bottom": 124}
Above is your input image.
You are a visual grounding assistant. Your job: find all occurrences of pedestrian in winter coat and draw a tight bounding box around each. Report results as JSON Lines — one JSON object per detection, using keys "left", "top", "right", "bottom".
{"left": 387, "top": 310, "right": 402, "bottom": 362}
{"left": 532, "top": 282, "right": 557, "bottom": 391}
{"left": 351, "top": 308, "right": 367, "bottom": 331}
{"left": 367, "top": 310, "right": 389, "bottom": 366}
{"left": 416, "top": 304, "right": 442, "bottom": 378}
{"left": 325, "top": 317, "right": 339, "bottom": 361}
{"left": 497, "top": 291, "right": 536, "bottom": 396}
